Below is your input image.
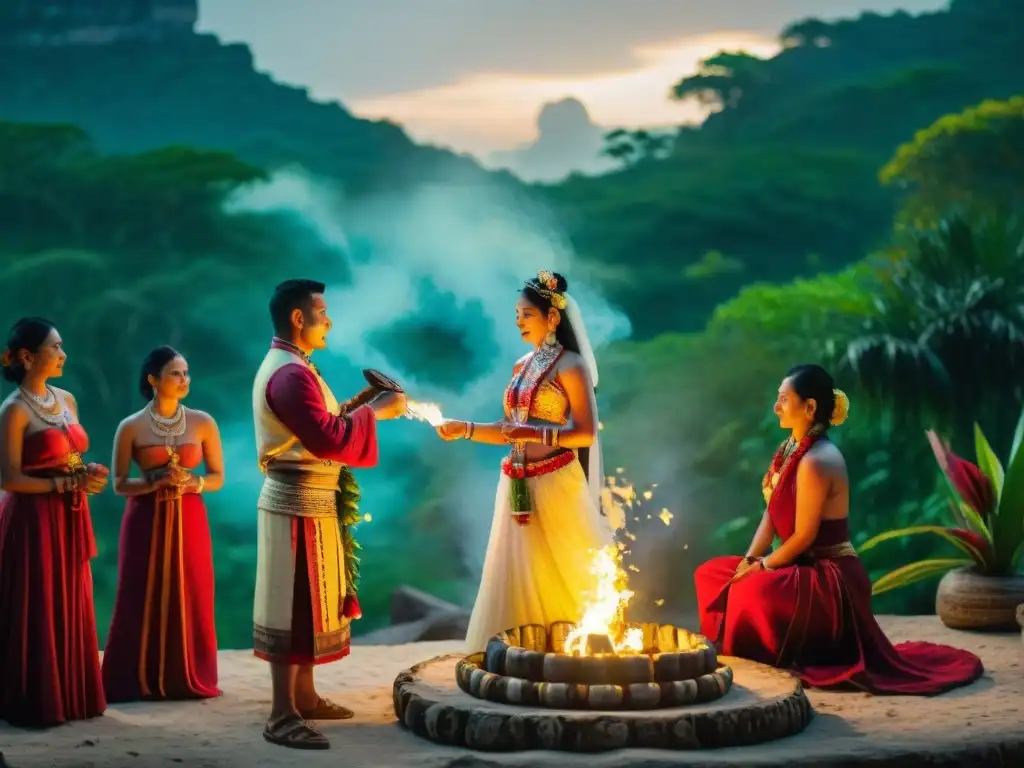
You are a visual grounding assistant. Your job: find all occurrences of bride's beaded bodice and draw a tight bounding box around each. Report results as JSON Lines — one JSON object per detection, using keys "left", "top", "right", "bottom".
{"left": 530, "top": 380, "right": 570, "bottom": 425}
{"left": 503, "top": 369, "right": 570, "bottom": 425}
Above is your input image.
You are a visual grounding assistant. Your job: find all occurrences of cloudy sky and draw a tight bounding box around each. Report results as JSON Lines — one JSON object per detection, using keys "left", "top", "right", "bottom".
{"left": 197, "top": 0, "right": 947, "bottom": 155}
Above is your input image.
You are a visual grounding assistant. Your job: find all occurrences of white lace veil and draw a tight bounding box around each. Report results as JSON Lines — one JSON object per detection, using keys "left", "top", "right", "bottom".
{"left": 563, "top": 293, "right": 619, "bottom": 529}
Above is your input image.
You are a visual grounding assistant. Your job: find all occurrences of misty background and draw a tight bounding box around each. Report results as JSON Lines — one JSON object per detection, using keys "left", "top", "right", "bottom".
{"left": 221, "top": 166, "right": 632, "bottom": 590}
{"left": 1, "top": 0, "right": 1021, "bottom": 648}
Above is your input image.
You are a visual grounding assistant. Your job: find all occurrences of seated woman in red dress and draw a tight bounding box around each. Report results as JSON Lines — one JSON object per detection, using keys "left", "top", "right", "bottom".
{"left": 101, "top": 345, "right": 224, "bottom": 702}
{"left": 0, "top": 317, "right": 110, "bottom": 728}
{"left": 695, "top": 364, "right": 984, "bottom": 695}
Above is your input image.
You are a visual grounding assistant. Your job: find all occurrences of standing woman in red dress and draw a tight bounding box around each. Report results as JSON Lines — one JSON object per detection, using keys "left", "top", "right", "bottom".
{"left": 0, "top": 317, "right": 110, "bottom": 728}
{"left": 101, "top": 345, "right": 224, "bottom": 701}
{"left": 694, "top": 364, "right": 984, "bottom": 695}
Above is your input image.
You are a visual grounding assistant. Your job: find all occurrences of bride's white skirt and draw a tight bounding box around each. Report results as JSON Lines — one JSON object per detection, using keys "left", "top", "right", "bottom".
{"left": 464, "top": 456, "right": 616, "bottom": 653}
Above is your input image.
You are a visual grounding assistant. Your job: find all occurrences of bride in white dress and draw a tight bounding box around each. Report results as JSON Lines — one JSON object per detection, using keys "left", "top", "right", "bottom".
{"left": 436, "top": 270, "right": 621, "bottom": 652}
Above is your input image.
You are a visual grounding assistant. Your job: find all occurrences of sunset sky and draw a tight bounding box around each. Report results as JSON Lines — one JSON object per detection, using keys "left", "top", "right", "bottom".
{"left": 198, "top": 0, "right": 947, "bottom": 156}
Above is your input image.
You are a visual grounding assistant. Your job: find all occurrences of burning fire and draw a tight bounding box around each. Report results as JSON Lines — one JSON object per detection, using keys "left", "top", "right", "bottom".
{"left": 402, "top": 408, "right": 678, "bottom": 654}
{"left": 563, "top": 466, "right": 679, "bottom": 656}
{"left": 404, "top": 400, "right": 445, "bottom": 427}
{"left": 563, "top": 545, "right": 644, "bottom": 656}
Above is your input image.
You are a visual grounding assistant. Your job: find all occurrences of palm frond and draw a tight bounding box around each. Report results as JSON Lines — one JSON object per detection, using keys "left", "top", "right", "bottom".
{"left": 838, "top": 209, "right": 1024, "bottom": 430}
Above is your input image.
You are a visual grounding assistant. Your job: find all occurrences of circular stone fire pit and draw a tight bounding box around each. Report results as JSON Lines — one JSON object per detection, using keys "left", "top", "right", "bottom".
{"left": 393, "top": 619, "right": 814, "bottom": 752}
{"left": 463, "top": 621, "right": 729, "bottom": 709}
{"left": 394, "top": 655, "right": 812, "bottom": 752}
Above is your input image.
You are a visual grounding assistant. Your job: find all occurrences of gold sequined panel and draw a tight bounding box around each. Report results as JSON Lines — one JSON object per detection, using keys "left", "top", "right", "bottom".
{"left": 530, "top": 380, "right": 570, "bottom": 425}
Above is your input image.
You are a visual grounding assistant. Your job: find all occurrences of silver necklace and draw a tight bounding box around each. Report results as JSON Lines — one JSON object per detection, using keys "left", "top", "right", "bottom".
{"left": 147, "top": 402, "right": 186, "bottom": 439}
{"left": 19, "top": 385, "right": 68, "bottom": 427}
{"left": 20, "top": 385, "right": 56, "bottom": 408}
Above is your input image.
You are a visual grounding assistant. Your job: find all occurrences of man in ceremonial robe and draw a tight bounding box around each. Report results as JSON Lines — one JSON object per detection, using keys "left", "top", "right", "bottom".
{"left": 252, "top": 279, "right": 407, "bottom": 750}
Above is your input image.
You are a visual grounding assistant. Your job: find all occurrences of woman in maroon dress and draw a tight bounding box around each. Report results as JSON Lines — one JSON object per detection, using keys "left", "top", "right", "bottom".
{"left": 695, "top": 364, "right": 984, "bottom": 695}
{"left": 0, "top": 317, "right": 110, "bottom": 728}
{"left": 101, "top": 345, "right": 224, "bottom": 701}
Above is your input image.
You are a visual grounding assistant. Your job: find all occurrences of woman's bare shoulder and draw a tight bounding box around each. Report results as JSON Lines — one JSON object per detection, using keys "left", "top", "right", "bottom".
{"left": 185, "top": 408, "right": 217, "bottom": 434}
{"left": 806, "top": 439, "right": 847, "bottom": 474}
{"left": 553, "top": 350, "right": 588, "bottom": 378}
{"left": 0, "top": 391, "right": 26, "bottom": 416}
{"left": 116, "top": 409, "right": 148, "bottom": 432}
{"left": 49, "top": 386, "right": 77, "bottom": 412}
{"left": 558, "top": 349, "right": 585, "bottom": 368}
{"left": 184, "top": 406, "right": 214, "bottom": 423}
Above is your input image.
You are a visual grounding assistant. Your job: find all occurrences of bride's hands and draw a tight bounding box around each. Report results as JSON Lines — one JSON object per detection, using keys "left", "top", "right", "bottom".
{"left": 500, "top": 424, "right": 540, "bottom": 443}
{"left": 436, "top": 420, "right": 468, "bottom": 441}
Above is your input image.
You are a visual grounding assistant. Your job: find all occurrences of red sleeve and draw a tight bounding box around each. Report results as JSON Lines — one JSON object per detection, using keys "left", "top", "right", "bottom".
{"left": 265, "top": 363, "right": 379, "bottom": 468}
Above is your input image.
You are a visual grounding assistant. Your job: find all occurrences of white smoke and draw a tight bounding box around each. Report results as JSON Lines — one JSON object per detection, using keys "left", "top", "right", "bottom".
{"left": 223, "top": 166, "right": 632, "bottom": 588}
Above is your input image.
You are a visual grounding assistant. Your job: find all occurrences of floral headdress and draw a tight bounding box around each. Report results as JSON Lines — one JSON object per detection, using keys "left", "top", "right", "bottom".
{"left": 529, "top": 270, "right": 567, "bottom": 309}
{"left": 830, "top": 388, "right": 849, "bottom": 426}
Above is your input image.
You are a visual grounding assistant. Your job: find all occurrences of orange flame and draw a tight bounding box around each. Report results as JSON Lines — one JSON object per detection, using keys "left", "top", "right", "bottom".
{"left": 404, "top": 400, "right": 445, "bottom": 427}
{"left": 563, "top": 469, "right": 680, "bottom": 655}
{"left": 563, "top": 545, "right": 644, "bottom": 655}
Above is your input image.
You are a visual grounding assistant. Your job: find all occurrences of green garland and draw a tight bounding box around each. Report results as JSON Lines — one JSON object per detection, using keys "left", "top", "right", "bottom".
{"left": 510, "top": 475, "right": 531, "bottom": 512}
{"left": 336, "top": 466, "right": 362, "bottom": 596}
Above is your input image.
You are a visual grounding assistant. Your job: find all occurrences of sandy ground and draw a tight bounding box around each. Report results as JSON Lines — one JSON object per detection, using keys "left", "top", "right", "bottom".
{"left": 1, "top": 616, "right": 1022, "bottom": 768}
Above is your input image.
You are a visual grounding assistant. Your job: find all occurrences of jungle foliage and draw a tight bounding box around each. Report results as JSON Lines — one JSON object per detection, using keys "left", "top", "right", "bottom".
{"left": 1, "top": 0, "right": 1022, "bottom": 644}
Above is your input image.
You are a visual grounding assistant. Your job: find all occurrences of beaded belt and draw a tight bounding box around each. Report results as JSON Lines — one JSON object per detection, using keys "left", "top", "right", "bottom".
{"left": 501, "top": 448, "right": 575, "bottom": 479}
{"left": 259, "top": 466, "right": 341, "bottom": 519}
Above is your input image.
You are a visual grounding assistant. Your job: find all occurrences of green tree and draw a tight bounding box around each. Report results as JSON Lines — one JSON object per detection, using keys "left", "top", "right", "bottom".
{"left": 0, "top": 123, "right": 282, "bottom": 419}
{"left": 0, "top": 121, "right": 269, "bottom": 259}
{"left": 706, "top": 263, "right": 877, "bottom": 343}
{"left": 545, "top": 144, "right": 893, "bottom": 338}
{"left": 83, "top": 145, "right": 267, "bottom": 257}
{"left": 780, "top": 18, "right": 833, "bottom": 48}
{"left": 601, "top": 129, "right": 673, "bottom": 169}
{"left": 670, "top": 52, "right": 769, "bottom": 112}
{"left": 0, "top": 122, "right": 97, "bottom": 246}
{"left": 601, "top": 129, "right": 640, "bottom": 168}
{"left": 880, "top": 97, "right": 1024, "bottom": 218}
{"left": 834, "top": 211, "right": 1024, "bottom": 449}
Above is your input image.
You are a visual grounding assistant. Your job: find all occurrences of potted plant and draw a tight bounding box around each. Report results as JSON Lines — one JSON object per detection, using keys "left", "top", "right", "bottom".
{"left": 859, "top": 412, "right": 1024, "bottom": 631}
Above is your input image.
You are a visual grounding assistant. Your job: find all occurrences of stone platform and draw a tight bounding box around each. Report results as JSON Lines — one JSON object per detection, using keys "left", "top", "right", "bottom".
{"left": 0, "top": 616, "right": 1021, "bottom": 767}
{"left": 396, "top": 654, "right": 811, "bottom": 751}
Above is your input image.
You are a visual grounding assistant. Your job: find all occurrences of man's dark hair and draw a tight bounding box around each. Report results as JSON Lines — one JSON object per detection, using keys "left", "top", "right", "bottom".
{"left": 269, "top": 279, "right": 326, "bottom": 338}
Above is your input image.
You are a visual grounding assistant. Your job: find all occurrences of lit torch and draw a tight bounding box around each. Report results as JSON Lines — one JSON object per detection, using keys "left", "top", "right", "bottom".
{"left": 404, "top": 400, "right": 446, "bottom": 427}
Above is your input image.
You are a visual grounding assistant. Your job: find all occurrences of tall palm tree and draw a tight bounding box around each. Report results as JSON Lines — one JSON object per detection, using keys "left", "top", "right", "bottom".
{"left": 834, "top": 210, "right": 1024, "bottom": 451}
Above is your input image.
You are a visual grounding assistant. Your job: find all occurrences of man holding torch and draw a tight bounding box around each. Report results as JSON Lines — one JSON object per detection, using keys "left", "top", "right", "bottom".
{"left": 251, "top": 279, "right": 406, "bottom": 750}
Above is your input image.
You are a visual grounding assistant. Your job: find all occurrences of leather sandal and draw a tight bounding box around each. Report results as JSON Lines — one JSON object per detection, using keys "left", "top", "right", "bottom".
{"left": 262, "top": 714, "right": 330, "bottom": 750}
{"left": 299, "top": 696, "right": 354, "bottom": 720}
